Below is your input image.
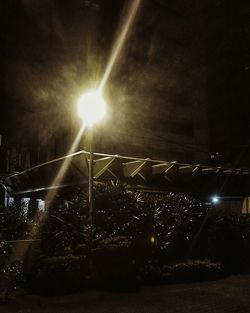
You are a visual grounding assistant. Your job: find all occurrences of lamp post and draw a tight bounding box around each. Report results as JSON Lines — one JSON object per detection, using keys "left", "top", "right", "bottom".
{"left": 77, "top": 90, "right": 106, "bottom": 224}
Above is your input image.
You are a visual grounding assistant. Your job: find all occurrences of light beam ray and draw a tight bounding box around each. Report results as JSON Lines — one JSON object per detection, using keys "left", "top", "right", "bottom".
{"left": 44, "top": 124, "right": 86, "bottom": 206}
{"left": 98, "top": 0, "right": 141, "bottom": 92}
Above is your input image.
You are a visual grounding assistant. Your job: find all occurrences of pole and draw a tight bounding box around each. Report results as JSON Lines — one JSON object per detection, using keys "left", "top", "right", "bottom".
{"left": 88, "top": 128, "right": 94, "bottom": 225}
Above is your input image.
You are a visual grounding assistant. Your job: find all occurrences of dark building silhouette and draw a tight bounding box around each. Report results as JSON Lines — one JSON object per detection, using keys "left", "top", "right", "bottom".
{"left": 206, "top": 0, "right": 250, "bottom": 167}
{"left": 99, "top": 0, "right": 209, "bottom": 162}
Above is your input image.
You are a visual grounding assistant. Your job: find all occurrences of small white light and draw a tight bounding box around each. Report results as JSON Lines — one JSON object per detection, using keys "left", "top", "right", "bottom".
{"left": 212, "top": 196, "right": 219, "bottom": 204}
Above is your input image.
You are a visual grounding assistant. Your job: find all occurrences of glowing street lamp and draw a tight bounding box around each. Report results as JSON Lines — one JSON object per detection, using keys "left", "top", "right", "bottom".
{"left": 77, "top": 90, "right": 106, "bottom": 127}
{"left": 77, "top": 90, "right": 107, "bottom": 224}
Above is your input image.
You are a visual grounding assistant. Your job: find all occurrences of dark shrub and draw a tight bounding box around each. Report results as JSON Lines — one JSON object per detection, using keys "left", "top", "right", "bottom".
{"left": 0, "top": 240, "right": 24, "bottom": 302}
{"left": 92, "top": 182, "right": 154, "bottom": 268}
{"left": 32, "top": 183, "right": 238, "bottom": 292}
{"left": 40, "top": 198, "right": 90, "bottom": 257}
{"left": 197, "top": 210, "right": 250, "bottom": 273}
{"left": 32, "top": 196, "right": 92, "bottom": 294}
{"left": 140, "top": 259, "right": 223, "bottom": 285}
{"left": 93, "top": 236, "right": 138, "bottom": 289}
{"left": 167, "top": 259, "right": 223, "bottom": 282}
{"left": 0, "top": 261, "right": 24, "bottom": 302}
{"left": 0, "top": 203, "right": 27, "bottom": 240}
{"left": 31, "top": 254, "right": 92, "bottom": 294}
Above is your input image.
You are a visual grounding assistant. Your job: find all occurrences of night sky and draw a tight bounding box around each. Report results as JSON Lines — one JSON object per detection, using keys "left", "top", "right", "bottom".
{"left": 0, "top": 0, "right": 250, "bottom": 166}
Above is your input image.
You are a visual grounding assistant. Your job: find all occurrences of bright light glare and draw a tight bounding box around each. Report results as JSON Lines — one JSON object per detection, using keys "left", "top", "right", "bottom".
{"left": 77, "top": 90, "right": 106, "bottom": 127}
{"left": 212, "top": 196, "right": 219, "bottom": 204}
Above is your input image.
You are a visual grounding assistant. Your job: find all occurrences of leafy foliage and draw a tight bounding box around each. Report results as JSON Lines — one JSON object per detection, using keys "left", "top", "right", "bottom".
{"left": 92, "top": 181, "right": 146, "bottom": 241}
{"left": 34, "top": 195, "right": 92, "bottom": 293}
{"left": 147, "top": 192, "right": 207, "bottom": 263}
{"left": 36, "top": 183, "right": 210, "bottom": 290}
{"left": 0, "top": 261, "right": 24, "bottom": 303}
{"left": 96, "top": 235, "right": 131, "bottom": 250}
{"left": 0, "top": 203, "right": 27, "bottom": 240}
{"left": 92, "top": 182, "right": 157, "bottom": 268}
{"left": 0, "top": 240, "right": 24, "bottom": 302}
{"left": 40, "top": 197, "right": 90, "bottom": 256}
{"left": 28, "top": 182, "right": 250, "bottom": 292}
